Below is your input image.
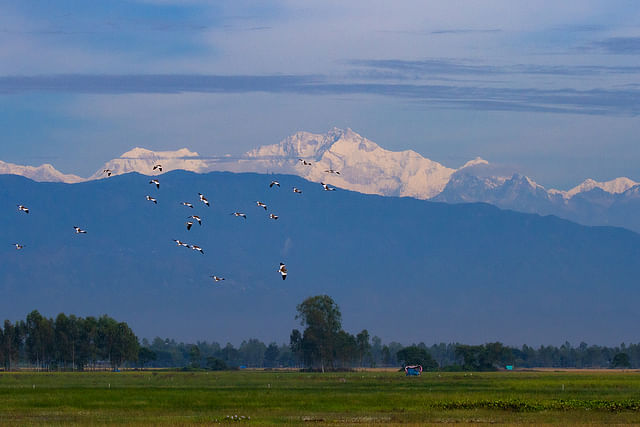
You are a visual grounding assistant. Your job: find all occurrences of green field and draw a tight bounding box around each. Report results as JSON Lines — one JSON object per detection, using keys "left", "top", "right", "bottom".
{"left": 1, "top": 370, "right": 640, "bottom": 425}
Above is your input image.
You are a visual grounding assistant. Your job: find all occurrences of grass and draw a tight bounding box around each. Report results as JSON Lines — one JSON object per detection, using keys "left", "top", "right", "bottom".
{"left": 0, "top": 370, "right": 640, "bottom": 425}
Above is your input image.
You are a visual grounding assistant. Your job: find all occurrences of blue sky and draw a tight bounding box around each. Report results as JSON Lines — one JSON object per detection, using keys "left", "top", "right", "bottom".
{"left": 1, "top": 0, "right": 639, "bottom": 188}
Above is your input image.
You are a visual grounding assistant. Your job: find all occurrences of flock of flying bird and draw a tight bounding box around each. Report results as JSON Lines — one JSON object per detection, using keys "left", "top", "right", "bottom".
{"left": 13, "top": 158, "right": 340, "bottom": 285}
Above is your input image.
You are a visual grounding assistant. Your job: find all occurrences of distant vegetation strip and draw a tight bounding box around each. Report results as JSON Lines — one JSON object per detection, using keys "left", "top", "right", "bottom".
{"left": 1, "top": 301, "right": 638, "bottom": 371}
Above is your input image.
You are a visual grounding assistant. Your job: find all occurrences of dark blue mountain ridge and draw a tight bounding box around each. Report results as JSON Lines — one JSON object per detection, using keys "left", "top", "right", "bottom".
{"left": 1, "top": 171, "right": 639, "bottom": 346}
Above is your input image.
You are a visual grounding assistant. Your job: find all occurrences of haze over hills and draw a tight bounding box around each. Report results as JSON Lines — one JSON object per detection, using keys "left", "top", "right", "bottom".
{"left": 1, "top": 128, "right": 638, "bottom": 231}
{"left": 1, "top": 171, "right": 639, "bottom": 345}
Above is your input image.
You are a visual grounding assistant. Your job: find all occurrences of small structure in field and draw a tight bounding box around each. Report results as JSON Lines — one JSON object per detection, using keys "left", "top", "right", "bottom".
{"left": 405, "top": 365, "right": 423, "bottom": 376}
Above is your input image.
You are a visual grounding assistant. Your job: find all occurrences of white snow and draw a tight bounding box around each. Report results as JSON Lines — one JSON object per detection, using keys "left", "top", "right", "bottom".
{"left": 0, "top": 160, "right": 84, "bottom": 183}
{"left": 558, "top": 177, "right": 638, "bottom": 199}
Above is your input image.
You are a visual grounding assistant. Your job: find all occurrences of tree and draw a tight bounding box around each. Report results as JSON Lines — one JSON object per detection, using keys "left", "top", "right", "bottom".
{"left": 611, "top": 353, "right": 631, "bottom": 368}
{"left": 289, "top": 329, "right": 303, "bottom": 367}
{"left": 264, "top": 342, "right": 280, "bottom": 368}
{"left": 296, "top": 295, "right": 342, "bottom": 372}
{"left": 396, "top": 345, "right": 438, "bottom": 370}
{"left": 356, "top": 329, "right": 371, "bottom": 367}
{"left": 138, "top": 347, "right": 157, "bottom": 368}
{"left": 189, "top": 345, "right": 201, "bottom": 368}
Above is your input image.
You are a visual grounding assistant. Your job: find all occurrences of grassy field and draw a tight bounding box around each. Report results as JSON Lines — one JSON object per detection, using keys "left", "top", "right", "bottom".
{"left": 1, "top": 370, "right": 640, "bottom": 425}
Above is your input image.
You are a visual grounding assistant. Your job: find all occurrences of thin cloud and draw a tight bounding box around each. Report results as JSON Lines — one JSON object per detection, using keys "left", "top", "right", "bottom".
{"left": 590, "top": 37, "right": 640, "bottom": 54}
{"left": 0, "top": 74, "right": 638, "bottom": 116}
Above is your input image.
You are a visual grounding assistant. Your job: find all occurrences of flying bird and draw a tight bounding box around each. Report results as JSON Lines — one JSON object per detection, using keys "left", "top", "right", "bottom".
{"left": 198, "top": 193, "right": 210, "bottom": 207}
{"left": 103, "top": 169, "right": 112, "bottom": 177}
{"left": 149, "top": 179, "right": 160, "bottom": 189}
{"left": 190, "top": 244, "right": 204, "bottom": 254}
{"left": 231, "top": 212, "right": 247, "bottom": 219}
{"left": 153, "top": 164, "right": 163, "bottom": 172}
{"left": 269, "top": 214, "right": 279, "bottom": 220}
{"left": 210, "top": 275, "right": 225, "bottom": 282}
{"left": 269, "top": 180, "right": 280, "bottom": 188}
{"left": 73, "top": 226, "right": 87, "bottom": 234}
{"left": 292, "top": 187, "right": 302, "bottom": 194}
{"left": 13, "top": 243, "right": 25, "bottom": 250}
{"left": 278, "top": 263, "right": 287, "bottom": 280}
{"left": 256, "top": 201, "right": 267, "bottom": 210}
{"left": 325, "top": 169, "right": 340, "bottom": 175}
{"left": 182, "top": 202, "right": 194, "bottom": 208}
{"left": 321, "top": 182, "right": 336, "bottom": 191}
{"left": 187, "top": 215, "right": 202, "bottom": 225}
{"left": 145, "top": 195, "right": 157, "bottom": 204}
{"left": 186, "top": 221, "right": 194, "bottom": 230}
{"left": 298, "top": 159, "right": 312, "bottom": 166}
{"left": 173, "top": 239, "right": 189, "bottom": 247}
{"left": 17, "top": 205, "right": 29, "bottom": 214}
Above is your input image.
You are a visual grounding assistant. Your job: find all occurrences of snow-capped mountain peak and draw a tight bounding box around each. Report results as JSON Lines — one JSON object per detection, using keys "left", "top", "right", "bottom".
{"left": 459, "top": 157, "right": 489, "bottom": 169}
{"left": 89, "top": 147, "right": 208, "bottom": 179}
{"left": 559, "top": 177, "right": 638, "bottom": 199}
{"left": 0, "top": 160, "right": 84, "bottom": 183}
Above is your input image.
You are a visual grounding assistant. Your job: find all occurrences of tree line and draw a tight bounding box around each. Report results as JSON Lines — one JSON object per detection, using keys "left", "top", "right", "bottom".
{"left": 2, "top": 299, "right": 639, "bottom": 371}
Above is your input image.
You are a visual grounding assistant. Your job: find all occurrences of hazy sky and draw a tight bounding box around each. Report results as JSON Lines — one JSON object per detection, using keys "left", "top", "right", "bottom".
{"left": 1, "top": 0, "right": 639, "bottom": 188}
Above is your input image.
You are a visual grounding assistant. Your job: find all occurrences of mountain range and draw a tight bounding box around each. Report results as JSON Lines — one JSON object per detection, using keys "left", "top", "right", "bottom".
{"left": 1, "top": 171, "right": 639, "bottom": 345}
{"left": 1, "top": 128, "right": 638, "bottom": 231}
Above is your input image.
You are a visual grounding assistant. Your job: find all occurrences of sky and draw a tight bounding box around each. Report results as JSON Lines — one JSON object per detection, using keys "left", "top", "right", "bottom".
{"left": 1, "top": 0, "right": 639, "bottom": 189}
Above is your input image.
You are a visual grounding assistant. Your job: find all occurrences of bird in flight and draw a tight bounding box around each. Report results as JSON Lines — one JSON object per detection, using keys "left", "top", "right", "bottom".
{"left": 149, "top": 179, "right": 160, "bottom": 189}
{"left": 73, "top": 226, "right": 87, "bottom": 234}
{"left": 103, "top": 169, "right": 112, "bottom": 177}
{"left": 186, "top": 221, "right": 194, "bottom": 230}
{"left": 269, "top": 214, "right": 279, "bottom": 220}
{"left": 321, "top": 182, "right": 336, "bottom": 191}
{"left": 292, "top": 187, "right": 302, "bottom": 194}
{"left": 199, "top": 193, "right": 210, "bottom": 207}
{"left": 190, "top": 244, "right": 204, "bottom": 254}
{"left": 278, "top": 263, "right": 288, "bottom": 280}
{"left": 13, "top": 243, "right": 25, "bottom": 250}
{"left": 187, "top": 215, "right": 202, "bottom": 225}
{"left": 269, "top": 180, "right": 280, "bottom": 188}
{"left": 17, "top": 205, "right": 29, "bottom": 214}
{"left": 231, "top": 212, "right": 247, "bottom": 219}
{"left": 182, "top": 202, "right": 194, "bottom": 208}
{"left": 256, "top": 201, "right": 267, "bottom": 210}
{"left": 210, "top": 275, "right": 225, "bottom": 282}
{"left": 298, "top": 159, "right": 312, "bottom": 166}
{"left": 153, "top": 164, "right": 163, "bottom": 172}
{"left": 145, "top": 195, "right": 157, "bottom": 204}
{"left": 325, "top": 169, "right": 340, "bottom": 175}
{"left": 173, "top": 239, "right": 189, "bottom": 247}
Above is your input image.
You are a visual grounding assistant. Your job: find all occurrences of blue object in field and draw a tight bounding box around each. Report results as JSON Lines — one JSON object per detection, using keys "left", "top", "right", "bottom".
{"left": 405, "top": 365, "right": 423, "bottom": 376}
{"left": 506, "top": 365, "right": 513, "bottom": 370}
{"left": 239, "top": 365, "right": 247, "bottom": 369}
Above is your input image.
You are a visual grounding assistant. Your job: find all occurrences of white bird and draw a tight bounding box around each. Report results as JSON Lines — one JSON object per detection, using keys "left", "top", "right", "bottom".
{"left": 153, "top": 164, "right": 163, "bottom": 172}
{"left": 73, "top": 226, "right": 87, "bottom": 234}
{"left": 17, "top": 205, "right": 29, "bottom": 214}
{"left": 293, "top": 187, "right": 302, "bottom": 194}
{"left": 198, "top": 193, "right": 210, "bottom": 207}
{"left": 298, "top": 159, "right": 312, "bottom": 166}
{"left": 103, "top": 169, "right": 112, "bottom": 177}
{"left": 269, "top": 180, "right": 280, "bottom": 188}
{"left": 278, "top": 263, "right": 287, "bottom": 280}
{"left": 256, "top": 201, "right": 267, "bottom": 210}
{"left": 149, "top": 179, "right": 160, "bottom": 189}
{"left": 145, "top": 195, "right": 157, "bottom": 204}
{"left": 321, "top": 182, "right": 336, "bottom": 191}
{"left": 13, "top": 243, "right": 25, "bottom": 250}
{"left": 231, "top": 212, "right": 247, "bottom": 219}
{"left": 182, "top": 202, "right": 194, "bottom": 208}
{"left": 324, "top": 169, "right": 340, "bottom": 175}
{"left": 187, "top": 215, "right": 202, "bottom": 225}
{"left": 190, "top": 244, "right": 204, "bottom": 254}
{"left": 186, "top": 221, "right": 194, "bottom": 230}
{"left": 173, "top": 239, "right": 189, "bottom": 247}
{"left": 210, "top": 275, "right": 225, "bottom": 282}
{"left": 269, "top": 214, "right": 279, "bottom": 220}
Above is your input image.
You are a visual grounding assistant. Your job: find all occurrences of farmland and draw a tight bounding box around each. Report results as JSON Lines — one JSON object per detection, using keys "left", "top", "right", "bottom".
{"left": 1, "top": 370, "right": 639, "bottom": 424}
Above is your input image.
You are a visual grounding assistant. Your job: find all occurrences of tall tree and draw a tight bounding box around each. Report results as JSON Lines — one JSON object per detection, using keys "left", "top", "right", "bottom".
{"left": 296, "top": 295, "right": 342, "bottom": 372}
{"left": 356, "top": 329, "right": 371, "bottom": 367}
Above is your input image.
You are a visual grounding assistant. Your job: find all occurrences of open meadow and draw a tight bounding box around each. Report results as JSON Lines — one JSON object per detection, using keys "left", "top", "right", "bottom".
{"left": 1, "top": 370, "right": 639, "bottom": 425}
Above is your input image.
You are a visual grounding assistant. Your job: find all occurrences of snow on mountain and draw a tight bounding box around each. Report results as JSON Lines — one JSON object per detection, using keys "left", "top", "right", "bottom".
{"left": 561, "top": 177, "right": 638, "bottom": 199}
{"left": 241, "top": 128, "right": 456, "bottom": 198}
{"left": 89, "top": 147, "right": 209, "bottom": 179}
{"left": 0, "top": 160, "right": 84, "bottom": 183}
